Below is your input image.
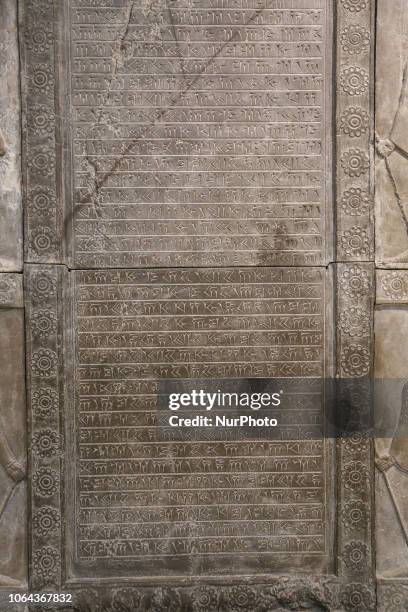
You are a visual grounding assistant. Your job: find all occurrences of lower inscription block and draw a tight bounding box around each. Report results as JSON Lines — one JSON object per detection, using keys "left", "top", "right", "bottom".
{"left": 64, "top": 267, "right": 332, "bottom": 581}
{"left": 0, "top": 275, "right": 26, "bottom": 588}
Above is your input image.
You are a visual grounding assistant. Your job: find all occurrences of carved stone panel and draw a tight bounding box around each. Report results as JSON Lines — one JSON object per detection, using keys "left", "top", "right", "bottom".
{"left": 0, "top": 274, "right": 27, "bottom": 588}
{"left": 22, "top": 262, "right": 377, "bottom": 607}
{"left": 0, "top": 0, "right": 23, "bottom": 271}
{"left": 22, "top": 0, "right": 334, "bottom": 268}
{"left": 375, "top": 2, "right": 408, "bottom": 606}
{"left": 18, "top": 0, "right": 377, "bottom": 608}
{"left": 375, "top": 270, "right": 408, "bottom": 609}
{"left": 67, "top": 267, "right": 331, "bottom": 579}
{"left": 376, "top": 0, "right": 408, "bottom": 266}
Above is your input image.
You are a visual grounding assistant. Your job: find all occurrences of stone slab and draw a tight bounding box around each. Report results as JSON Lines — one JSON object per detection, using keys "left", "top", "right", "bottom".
{"left": 22, "top": 0, "right": 333, "bottom": 267}
{"left": 66, "top": 266, "right": 332, "bottom": 580}
{"left": 0, "top": 275, "right": 27, "bottom": 588}
{"left": 375, "top": 4, "right": 408, "bottom": 603}
{"left": 376, "top": 0, "right": 408, "bottom": 265}
{"left": 18, "top": 0, "right": 377, "bottom": 605}
{"left": 375, "top": 307, "right": 408, "bottom": 579}
{"left": 0, "top": 0, "right": 23, "bottom": 272}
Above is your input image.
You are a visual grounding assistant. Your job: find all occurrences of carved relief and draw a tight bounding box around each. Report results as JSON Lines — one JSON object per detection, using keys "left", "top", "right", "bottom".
{"left": 376, "top": 0, "right": 408, "bottom": 265}
{"left": 0, "top": 0, "right": 23, "bottom": 271}
{"left": 0, "top": 274, "right": 26, "bottom": 588}
{"left": 25, "top": 266, "right": 64, "bottom": 591}
{"left": 68, "top": 267, "right": 330, "bottom": 578}
{"left": 20, "top": 0, "right": 60, "bottom": 264}
{"left": 336, "top": 262, "right": 374, "bottom": 592}
{"left": 375, "top": 7, "right": 408, "bottom": 608}
{"left": 0, "top": 430, "right": 25, "bottom": 587}
{"left": 21, "top": 0, "right": 335, "bottom": 268}
{"left": 0, "top": 274, "right": 23, "bottom": 308}
{"left": 375, "top": 272, "right": 408, "bottom": 593}
{"left": 19, "top": 0, "right": 376, "bottom": 606}
{"left": 336, "top": 0, "right": 373, "bottom": 264}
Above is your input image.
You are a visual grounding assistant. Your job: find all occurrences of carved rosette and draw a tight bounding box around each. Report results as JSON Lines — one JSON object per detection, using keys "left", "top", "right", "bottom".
{"left": 336, "top": 262, "right": 374, "bottom": 605}
{"left": 25, "top": 265, "right": 64, "bottom": 590}
{"left": 0, "top": 273, "right": 23, "bottom": 308}
{"left": 336, "top": 0, "right": 375, "bottom": 604}
{"left": 337, "top": 0, "right": 374, "bottom": 261}
{"left": 21, "top": 0, "right": 61, "bottom": 263}
{"left": 378, "top": 581, "right": 408, "bottom": 612}
{"left": 376, "top": 269, "right": 408, "bottom": 304}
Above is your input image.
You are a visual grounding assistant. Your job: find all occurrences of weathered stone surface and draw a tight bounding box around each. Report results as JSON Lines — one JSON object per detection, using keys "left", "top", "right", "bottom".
{"left": 0, "top": 273, "right": 23, "bottom": 308}
{"left": 377, "top": 269, "right": 408, "bottom": 303}
{"left": 375, "top": 5, "right": 408, "bottom": 605}
{"left": 23, "top": 261, "right": 377, "bottom": 602}
{"left": 68, "top": 267, "right": 330, "bottom": 578}
{"left": 0, "top": 0, "right": 23, "bottom": 271}
{"left": 375, "top": 271, "right": 408, "bottom": 599}
{"left": 0, "top": 275, "right": 27, "bottom": 588}
{"left": 22, "top": 0, "right": 334, "bottom": 268}
{"left": 375, "top": 304, "right": 408, "bottom": 580}
{"left": 69, "top": 0, "right": 331, "bottom": 268}
{"left": 376, "top": 0, "right": 408, "bottom": 266}
{"left": 17, "top": 0, "right": 376, "bottom": 606}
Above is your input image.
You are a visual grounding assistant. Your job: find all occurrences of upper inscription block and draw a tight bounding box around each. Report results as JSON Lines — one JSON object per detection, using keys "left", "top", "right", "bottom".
{"left": 62, "top": 0, "right": 332, "bottom": 268}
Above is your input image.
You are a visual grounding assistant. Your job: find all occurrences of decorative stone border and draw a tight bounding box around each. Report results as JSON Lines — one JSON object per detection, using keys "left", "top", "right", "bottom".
{"left": 336, "top": 0, "right": 374, "bottom": 262}
{"left": 21, "top": 0, "right": 377, "bottom": 607}
{"left": 20, "top": 0, "right": 61, "bottom": 263}
{"left": 335, "top": 262, "right": 375, "bottom": 593}
{"left": 25, "top": 265, "right": 65, "bottom": 591}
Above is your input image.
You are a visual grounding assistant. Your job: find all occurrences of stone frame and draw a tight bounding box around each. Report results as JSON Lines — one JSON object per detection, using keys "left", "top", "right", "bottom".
{"left": 24, "top": 263, "right": 376, "bottom": 610}
{"left": 21, "top": 0, "right": 376, "bottom": 608}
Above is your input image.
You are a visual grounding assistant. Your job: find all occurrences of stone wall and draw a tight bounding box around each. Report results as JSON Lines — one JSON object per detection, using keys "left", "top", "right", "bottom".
{"left": 1, "top": 0, "right": 407, "bottom": 610}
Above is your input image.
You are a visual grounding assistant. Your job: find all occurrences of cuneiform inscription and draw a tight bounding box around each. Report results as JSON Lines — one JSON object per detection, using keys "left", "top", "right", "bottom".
{"left": 68, "top": 0, "right": 330, "bottom": 267}
{"left": 71, "top": 267, "right": 327, "bottom": 576}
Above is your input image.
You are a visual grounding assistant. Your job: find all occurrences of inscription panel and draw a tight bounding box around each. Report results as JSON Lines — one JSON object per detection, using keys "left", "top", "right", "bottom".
{"left": 65, "top": 0, "right": 332, "bottom": 268}
{"left": 68, "top": 267, "right": 331, "bottom": 579}
{"left": 20, "top": 0, "right": 376, "bottom": 603}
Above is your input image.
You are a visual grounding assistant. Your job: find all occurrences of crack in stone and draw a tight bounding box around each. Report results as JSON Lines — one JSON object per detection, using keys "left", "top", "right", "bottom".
{"left": 101, "top": 0, "right": 136, "bottom": 114}
{"left": 80, "top": 0, "right": 136, "bottom": 204}
{"left": 165, "top": 0, "right": 187, "bottom": 80}
{"left": 72, "top": 1, "right": 269, "bottom": 208}
{"left": 72, "top": 0, "right": 138, "bottom": 251}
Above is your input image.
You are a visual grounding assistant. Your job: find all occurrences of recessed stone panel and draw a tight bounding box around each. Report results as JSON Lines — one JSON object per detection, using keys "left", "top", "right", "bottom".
{"left": 23, "top": 0, "right": 333, "bottom": 267}
{"left": 65, "top": 266, "right": 332, "bottom": 580}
